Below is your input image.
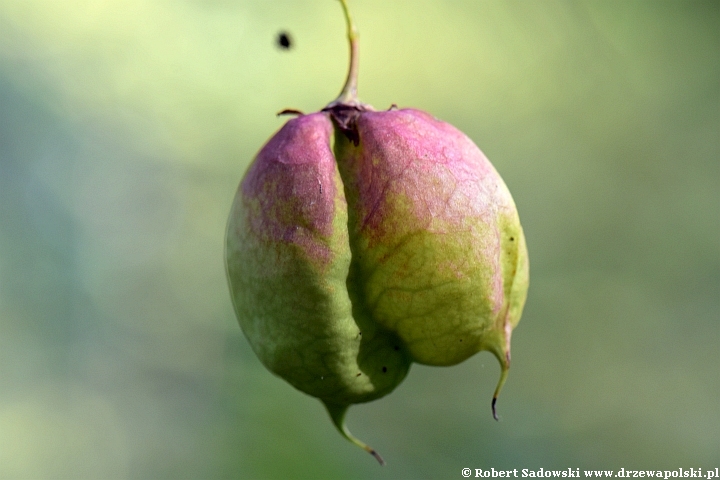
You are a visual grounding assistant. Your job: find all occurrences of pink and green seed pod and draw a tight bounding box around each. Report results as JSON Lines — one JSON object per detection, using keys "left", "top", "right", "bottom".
{"left": 225, "top": 0, "right": 528, "bottom": 465}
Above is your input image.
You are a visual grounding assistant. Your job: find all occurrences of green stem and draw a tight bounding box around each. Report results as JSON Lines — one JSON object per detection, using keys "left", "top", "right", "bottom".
{"left": 328, "top": 0, "right": 361, "bottom": 106}
{"left": 324, "top": 402, "right": 385, "bottom": 466}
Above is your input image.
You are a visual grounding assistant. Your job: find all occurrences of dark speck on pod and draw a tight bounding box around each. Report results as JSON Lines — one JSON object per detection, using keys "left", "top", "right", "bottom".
{"left": 382, "top": 366, "right": 387, "bottom": 373}
{"left": 277, "top": 31, "right": 292, "bottom": 50}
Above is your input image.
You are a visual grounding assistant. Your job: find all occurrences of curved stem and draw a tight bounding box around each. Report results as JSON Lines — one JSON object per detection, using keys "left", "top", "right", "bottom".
{"left": 329, "top": 0, "right": 361, "bottom": 106}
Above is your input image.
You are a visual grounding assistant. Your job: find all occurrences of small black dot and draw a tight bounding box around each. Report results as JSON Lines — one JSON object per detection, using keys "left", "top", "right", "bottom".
{"left": 509, "top": 237, "right": 515, "bottom": 241}
{"left": 393, "top": 345, "right": 400, "bottom": 351}
{"left": 276, "top": 31, "right": 292, "bottom": 50}
{"left": 459, "top": 339, "right": 463, "bottom": 342}
{"left": 356, "top": 372, "right": 362, "bottom": 377}
{"left": 382, "top": 366, "right": 387, "bottom": 373}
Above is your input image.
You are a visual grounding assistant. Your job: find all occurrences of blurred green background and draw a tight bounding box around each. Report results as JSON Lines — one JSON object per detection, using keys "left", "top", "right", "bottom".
{"left": 1, "top": 0, "right": 718, "bottom": 478}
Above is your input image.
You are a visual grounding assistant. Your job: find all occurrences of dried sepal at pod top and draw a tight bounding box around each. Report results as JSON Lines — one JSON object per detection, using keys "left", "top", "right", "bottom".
{"left": 225, "top": 0, "right": 528, "bottom": 465}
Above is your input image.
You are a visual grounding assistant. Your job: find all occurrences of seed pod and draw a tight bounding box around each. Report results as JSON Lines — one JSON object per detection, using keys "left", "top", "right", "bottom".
{"left": 225, "top": 0, "right": 528, "bottom": 465}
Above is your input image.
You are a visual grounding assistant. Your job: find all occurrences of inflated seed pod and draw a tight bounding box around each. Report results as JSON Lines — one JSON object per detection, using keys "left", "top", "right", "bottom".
{"left": 225, "top": 0, "right": 528, "bottom": 465}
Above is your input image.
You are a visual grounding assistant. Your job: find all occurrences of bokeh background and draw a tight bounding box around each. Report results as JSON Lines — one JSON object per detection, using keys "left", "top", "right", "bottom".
{"left": 1, "top": 0, "right": 718, "bottom": 478}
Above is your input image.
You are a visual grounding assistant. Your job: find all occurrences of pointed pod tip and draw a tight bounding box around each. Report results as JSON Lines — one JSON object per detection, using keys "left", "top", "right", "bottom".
{"left": 369, "top": 448, "right": 386, "bottom": 466}
{"left": 491, "top": 365, "right": 509, "bottom": 421}
{"left": 485, "top": 323, "right": 512, "bottom": 421}
{"left": 489, "top": 347, "right": 510, "bottom": 422}
{"left": 324, "top": 402, "right": 386, "bottom": 466}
